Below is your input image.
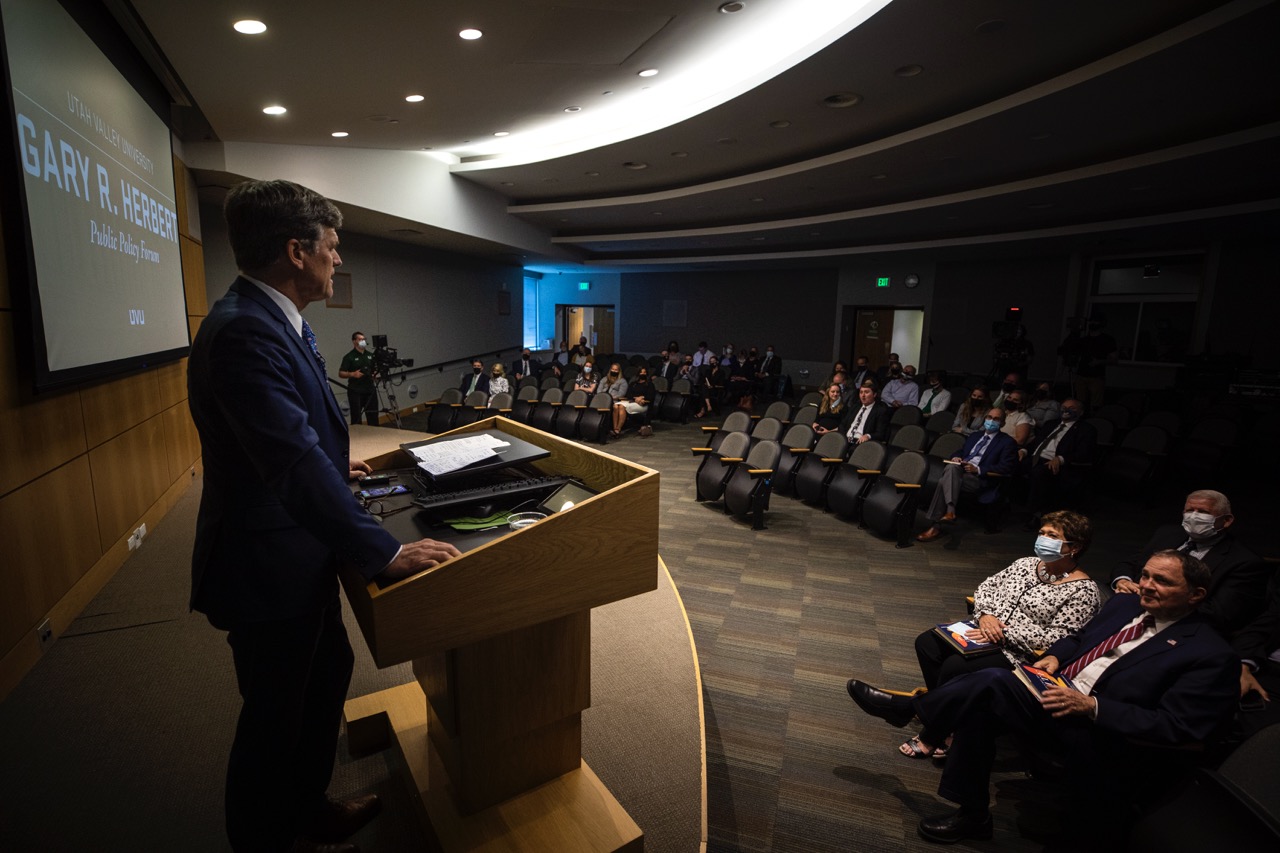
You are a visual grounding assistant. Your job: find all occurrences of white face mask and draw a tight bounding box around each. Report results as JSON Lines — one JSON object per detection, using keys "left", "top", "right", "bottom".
{"left": 583, "top": 365, "right": 592, "bottom": 373}
{"left": 356, "top": 340, "right": 366, "bottom": 349}
{"left": 1182, "top": 510, "right": 1222, "bottom": 542}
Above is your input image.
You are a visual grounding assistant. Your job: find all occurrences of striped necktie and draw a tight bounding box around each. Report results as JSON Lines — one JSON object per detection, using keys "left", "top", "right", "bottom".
{"left": 1062, "top": 614, "right": 1154, "bottom": 679}
{"left": 301, "top": 319, "right": 325, "bottom": 368}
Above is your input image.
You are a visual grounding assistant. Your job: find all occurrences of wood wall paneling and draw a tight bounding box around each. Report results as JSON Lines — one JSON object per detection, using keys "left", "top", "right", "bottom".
{"left": 0, "top": 456, "right": 102, "bottom": 655}
{"left": 79, "top": 369, "right": 162, "bottom": 450}
{"left": 154, "top": 358, "right": 187, "bottom": 409}
{"left": 88, "top": 415, "right": 170, "bottom": 552}
{"left": 161, "top": 401, "right": 201, "bottom": 483}
{"left": 0, "top": 314, "right": 88, "bottom": 497}
{"left": 180, "top": 235, "right": 207, "bottom": 317}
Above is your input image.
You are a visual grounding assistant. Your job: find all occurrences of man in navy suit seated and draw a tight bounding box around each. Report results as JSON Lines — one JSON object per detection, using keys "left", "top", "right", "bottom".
{"left": 848, "top": 550, "right": 1238, "bottom": 845}
{"left": 188, "top": 180, "right": 461, "bottom": 853}
{"left": 458, "top": 357, "right": 490, "bottom": 397}
{"left": 916, "top": 407, "right": 1019, "bottom": 542}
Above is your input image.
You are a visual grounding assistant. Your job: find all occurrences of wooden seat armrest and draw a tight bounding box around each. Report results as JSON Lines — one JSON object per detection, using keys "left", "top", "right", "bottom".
{"left": 720, "top": 457, "right": 745, "bottom": 464}
{"left": 790, "top": 448, "right": 812, "bottom": 454}
{"left": 820, "top": 457, "right": 844, "bottom": 464}
{"left": 748, "top": 468, "right": 774, "bottom": 477}
{"left": 894, "top": 483, "right": 922, "bottom": 489}
{"left": 857, "top": 468, "right": 882, "bottom": 475}
{"left": 497, "top": 408, "right": 513, "bottom": 413}
{"left": 691, "top": 447, "right": 712, "bottom": 455}
{"left": 701, "top": 426, "right": 719, "bottom": 433}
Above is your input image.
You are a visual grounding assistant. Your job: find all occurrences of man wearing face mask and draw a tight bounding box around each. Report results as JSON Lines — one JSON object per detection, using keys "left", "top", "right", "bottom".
{"left": 917, "top": 408, "right": 1019, "bottom": 542}
{"left": 459, "top": 357, "right": 490, "bottom": 397}
{"left": 881, "top": 362, "right": 920, "bottom": 408}
{"left": 1110, "top": 490, "right": 1266, "bottom": 638}
{"left": 338, "top": 331, "right": 378, "bottom": 426}
{"left": 991, "top": 373, "right": 1022, "bottom": 409}
{"left": 755, "top": 345, "right": 782, "bottom": 398}
{"left": 1021, "top": 399, "right": 1096, "bottom": 522}
{"left": 511, "top": 349, "right": 542, "bottom": 383}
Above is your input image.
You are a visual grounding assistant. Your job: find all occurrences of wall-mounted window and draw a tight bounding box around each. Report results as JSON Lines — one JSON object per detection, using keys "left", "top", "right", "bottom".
{"left": 523, "top": 276, "right": 539, "bottom": 348}
{"left": 1089, "top": 256, "right": 1202, "bottom": 364}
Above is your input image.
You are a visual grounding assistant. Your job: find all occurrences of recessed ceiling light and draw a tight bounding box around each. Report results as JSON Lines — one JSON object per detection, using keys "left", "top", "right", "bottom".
{"left": 750, "top": 197, "right": 764, "bottom": 202}
{"left": 671, "top": 151, "right": 688, "bottom": 158}
{"left": 895, "top": 64, "right": 924, "bottom": 77}
{"left": 585, "top": 171, "right": 600, "bottom": 176}
{"left": 823, "top": 92, "right": 862, "bottom": 108}
{"left": 637, "top": 68, "right": 659, "bottom": 78}
{"left": 405, "top": 94, "right": 424, "bottom": 103}
{"left": 651, "top": 211, "right": 663, "bottom": 216}
{"left": 459, "top": 28, "right": 482, "bottom": 40}
{"left": 719, "top": 2, "right": 747, "bottom": 13}
{"left": 623, "top": 161, "right": 648, "bottom": 170}
{"left": 494, "top": 131, "right": 510, "bottom": 137}
{"left": 870, "top": 173, "right": 887, "bottom": 180}
{"left": 717, "top": 137, "right": 737, "bottom": 145}
{"left": 564, "top": 106, "right": 581, "bottom": 113}
{"left": 500, "top": 181, "right": 515, "bottom": 186}
{"left": 602, "top": 90, "right": 614, "bottom": 95}
{"left": 769, "top": 120, "right": 791, "bottom": 128}
{"left": 233, "top": 20, "right": 266, "bottom": 35}
{"left": 331, "top": 131, "right": 349, "bottom": 138}
{"left": 262, "top": 105, "right": 286, "bottom": 115}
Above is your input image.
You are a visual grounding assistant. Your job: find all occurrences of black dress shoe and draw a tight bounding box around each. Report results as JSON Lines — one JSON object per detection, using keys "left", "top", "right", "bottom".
{"left": 846, "top": 680, "right": 915, "bottom": 728}
{"left": 302, "top": 794, "right": 382, "bottom": 842}
{"left": 289, "top": 840, "right": 359, "bottom": 853}
{"left": 918, "top": 808, "right": 993, "bottom": 844}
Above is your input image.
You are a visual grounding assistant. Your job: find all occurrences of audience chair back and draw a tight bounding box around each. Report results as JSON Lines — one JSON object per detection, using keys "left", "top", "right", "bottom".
{"left": 888, "top": 405, "right": 923, "bottom": 440}
{"left": 857, "top": 450, "right": 929, "bottom": 547}
{"left": 1139, "top": 410, "right": 1181, "bottom": 437}
{"left": 706, "top": 410, "right": 752, "bottom": 452}
{"left": 518, "top": 375, "right": 539, "bottom": 390}
{"left": 749, "top": 416, "right": 784, "bottom": 447}
{"left": 793, "top": 431, "right": 850, "bottom": 505}
{"left": 797, "top": 391, "right": 823, "bottom": 409}
{"left": 528, "top": 387, "right": 565, "bottom": 432}
{"left": 772, "top": 424, "right": 817, "bottom": 496}
{"left": 762, "top": 400, "right": 792, "bottom": 423}
{"left": 825, "top": 439, "right": 888, "bottom": 518}
{"left": 924, "top": 410, "right": 956, "bottom": 440}
{"left": 453, "top": 390, "right": 491, "bottom": 428}
{"left": 512, "top": 385, "right": 540, "bottom": 423}
{"left": 554, "top": 389, "right": 590, "bottom": 438}
{"left": 488, "top": 392, "right": 514, "bottom": 420}
{"left": 723, "top": 440, "right": 782, "bottom": 530}
{"left": 1096, "top": 424, "right": 1171, "bottom": 500}
{"left": 426, "top": 387, "right": 463, "bottom": 434}
{"left": 694, "top": 431, "right": 751, "bottom": 502}
{"left": 660, "top": 378, "right": 694, "bottom": 422}
{"left": 540, "top": 376, "right": 560, "bottom": 391}
{"left": 792, "top": 405, "right": 818, "bottom": 428}
{"left": 1094, "top": 403, "right": 1131, "bottom": 432}
{"left": 581, "top": 392, "right": 614, "bottom": 443}
{"left": 882, "top": 423, "right": 928, "bottom": 470}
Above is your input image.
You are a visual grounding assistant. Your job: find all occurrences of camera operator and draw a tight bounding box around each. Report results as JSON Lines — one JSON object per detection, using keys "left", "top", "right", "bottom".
{"left": 338, "top": 331, "right": 378, "bottom": 425}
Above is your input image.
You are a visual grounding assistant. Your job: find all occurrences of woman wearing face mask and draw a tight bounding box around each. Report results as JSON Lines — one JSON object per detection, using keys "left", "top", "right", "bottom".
{"left": 574, "top": 360, "right": 598, "bottom": 394}
{"left": 697, "top": 360, "right": 726, "bottom": 418}
{"left": 487, "top": 362, "right": 510, "bottom": 398}
{"left": 952, "top": 387, "right": 991, "bottom": 435}
{"left": 870, "top": 511, "right": 1100, "bottom": 760}
{"left": 614, "top": 366, "right": 654, "bottom": 436}
{"left": 1026, "top": 382, "right": 1061, "bottom": 427}
{"left": 597, "top": 363, "right": 629, "bottom": 436}
{"left": 1000, "top": 390, "right": 1035, "bottom": 447}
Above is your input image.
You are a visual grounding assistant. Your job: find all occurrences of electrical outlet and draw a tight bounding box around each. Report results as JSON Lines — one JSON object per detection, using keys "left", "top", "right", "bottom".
{"left": 138, "top": 523, "right": 147, "bottom": 539}
{"left": 36, "top": 618, "right": 53, "bottom": 650}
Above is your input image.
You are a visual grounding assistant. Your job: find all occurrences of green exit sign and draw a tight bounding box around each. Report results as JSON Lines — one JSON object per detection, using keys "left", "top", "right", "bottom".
{"left": 876, "top": 276, "right": 891, "bottom": 288}
{"left": 578, "top": 281, "right": 591, "bottom": 291}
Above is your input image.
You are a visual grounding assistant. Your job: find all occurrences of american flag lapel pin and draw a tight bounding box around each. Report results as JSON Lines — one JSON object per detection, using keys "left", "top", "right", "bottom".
{"left": 1166, "top": 639, "right": 1177, "bottom": 646}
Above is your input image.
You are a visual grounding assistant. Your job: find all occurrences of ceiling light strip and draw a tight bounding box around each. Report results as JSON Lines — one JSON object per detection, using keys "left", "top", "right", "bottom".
{"left": 548, "top": 122, "right": 1280, "bottom": 243}
{"left": 510, "top": 0, "right": 1270, "bottom": 214}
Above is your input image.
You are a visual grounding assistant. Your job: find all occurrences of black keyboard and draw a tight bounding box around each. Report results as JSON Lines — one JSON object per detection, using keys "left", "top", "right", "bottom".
{"left": 411, "top": 474, "right": 571, "bottom": 513}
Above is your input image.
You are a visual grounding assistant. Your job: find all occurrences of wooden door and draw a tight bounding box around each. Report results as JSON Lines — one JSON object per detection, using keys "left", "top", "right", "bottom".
{"left": 854, "top": 309, "right": 895, "bottom": 370}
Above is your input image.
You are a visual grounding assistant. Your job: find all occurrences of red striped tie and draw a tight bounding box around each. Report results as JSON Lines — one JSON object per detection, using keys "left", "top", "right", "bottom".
{"left": 1062, "top": 614, "right": 1154, "bottom": 679}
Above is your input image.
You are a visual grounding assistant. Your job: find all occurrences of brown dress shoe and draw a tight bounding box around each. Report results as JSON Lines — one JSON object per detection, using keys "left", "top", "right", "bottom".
{"left": 916, "top": 527, "right": 945, "bottom": 542}
{"left": 302, "top": 794, "right": 382, "bottom": 843}
{"left": 939, "top": 511, "right": 957, "bottom": 522}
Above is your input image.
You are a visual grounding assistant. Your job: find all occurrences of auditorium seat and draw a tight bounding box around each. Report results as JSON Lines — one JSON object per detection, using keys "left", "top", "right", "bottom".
{"left": 425, "top": 387, "right": 463, "bottom": 434}
{"left": 856, "top": 451, "right": 929, "bottom": 548}
{"left": 792, "top": 432, "right": 850, "bottom": 506}
{"left": 824, "top": 440, "right": 887, "bottom": 519}
{"left": 771, "top": 423, "right": 816, "bottom": 497}
{"left": 692, "top": 431, "right": 751, "bottom": 503}
{"left": 722, "top": 440, "right": 781, "bottom": 530}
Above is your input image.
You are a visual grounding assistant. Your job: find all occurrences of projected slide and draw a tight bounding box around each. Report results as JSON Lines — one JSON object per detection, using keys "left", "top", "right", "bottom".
{"left": 1, "top": 0, "right": 188, "bottom": 384}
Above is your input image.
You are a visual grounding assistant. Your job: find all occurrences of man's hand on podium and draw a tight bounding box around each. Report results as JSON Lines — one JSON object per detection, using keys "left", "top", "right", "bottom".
{"left": 382, "top": 539, "right": 462, "bottom": 581}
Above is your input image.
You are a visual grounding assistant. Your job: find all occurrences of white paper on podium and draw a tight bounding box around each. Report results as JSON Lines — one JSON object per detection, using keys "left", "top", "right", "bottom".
{"left": 410, "top": 434, "right": 512, "bottom": 477}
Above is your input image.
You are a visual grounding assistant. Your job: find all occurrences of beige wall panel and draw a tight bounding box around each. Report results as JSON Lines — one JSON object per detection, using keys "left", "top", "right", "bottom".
{"left": 161, "top": 402, "right": 201, "bottom": 482}
{"left": 188, "top": 314, "right": 203, "bottom": 343}
{"left": 181, "top": 236, "right": 208, "bottom": 317}
{"left": 0, "top": 457, "right": 102, "bottom": 655}
{"left": 88, "top": 415, "right": 170, "bottom": 552}
{"left": 0, "top": 315, "right": 88, "bottom": 497}
{"left": 155, "top": 358, "right": 187, "bottom": 409}
{"left": 79, "top": 369, "right": 162, "bottom": 450}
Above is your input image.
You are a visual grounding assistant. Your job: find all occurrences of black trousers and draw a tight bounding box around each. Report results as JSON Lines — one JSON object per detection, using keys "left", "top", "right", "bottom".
{"left": 914, "top": 629, "right": 1013, "bottom": 690}
{"left": 347, "top": 390, "right": 378, "bottom": 426}
{"left": 224, "top": 598, "right": 354, "bottom": 852}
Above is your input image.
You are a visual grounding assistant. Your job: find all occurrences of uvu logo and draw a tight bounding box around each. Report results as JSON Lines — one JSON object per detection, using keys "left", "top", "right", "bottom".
{"left": 129, "top": 309, "right": 145, "bottom": 325}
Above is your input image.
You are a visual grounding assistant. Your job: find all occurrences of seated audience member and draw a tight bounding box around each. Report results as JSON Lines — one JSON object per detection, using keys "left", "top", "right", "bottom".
{"left": 459, "top": 357, "right": 490, "bottom": 397}
{"left": 1000, "top": 389, "right": 1034, "bottom": 447}
{"left": 512, "top": 349, "right": 542, "bottom": 383}
{"left": 918, "top": 371, "right": 951, "bottom": 416}
{"left": 917, "top": 408, "right": 1018, "bottom": 542}
{"left": 725, "top": 350, "right": 755, "bottom": 407}
{"left": 666, "top": 340, "right": 682, "bottom": 365}
{"left": 571, "top": 336, "right": 592, "bottom": 365}
{"left": 894, "top": 511, "right": 1101, "bottom": 759}
{"left": 720, "top": 343, "right": 736, "bottom": 368}
{"left": 756, "top": 345, "right": 782, "bottom": 396}
{"left": 991, "top": 372, "right": 1023, "bottom": 409}
{"left": 847, "top": 551, "right": 1238, "bottom": 845}
{"left": 574, "top": 359, "right": 598, "bottom": 394}
{"left": 697, "top": 360, "right": 726, "bottom": 418}
{"left": 839, "top": 383, "right": 891, "bottom": 446}
{"left": 849, "top": 356, "right": 873, "bottom": 389}
{"left": 1022, "top": 399, "right": 1095, "bottom": 519}
{"left": 691, "top": 341, "right": 714, "bottom": 379}
{"left": 1027, "top": 381, "right": 1061, "bottom": 428}
{"left": 825, "top": 361, "right": 849, "bottom": 389}
{"left": 597, "top": 363, "right": 629, "bottom": 437}
{"left": 679, "top": 354, "right": 696, "bottom": 381}
{"left": 876, "top": 353, "right": 901, "bottom": 387}
{"left": 1233, "top": 569, "right": 1280, "bottom": 740}
{"left": 881, "top": 362, "right": 920, "bottom": 408}
{"left": 487, "top": 362, "right": 510, "bottom": 398}
{"left": 550, "top": 340, "right": 571, "bottom": 376}
{"left": 812, "top": 383, "right": 849, "bottom": 434}
{"left": 902, "top": 364, "right": 919, "bottom": 382}
{"left": 1110, "top": 490, "right": 1267, "bottom": 638}
{"left": 952, "top": 387, "right": 990, "bottom": 435}
{"left": 615, "top": 366, "right": 655, "bottom": 435}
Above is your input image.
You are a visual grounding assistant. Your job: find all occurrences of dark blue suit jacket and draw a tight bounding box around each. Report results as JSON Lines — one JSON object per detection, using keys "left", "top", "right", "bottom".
{"left": 188, "top": 278, "right": 400, "bottom": 625}
{"left": 954, "top": 429, "right": 1019, "bottom": 477}
{"left": 1045, "top": 594, "right": 1238, "bottom": 745}
{"left": 459, "top": 371, "right": 491, "bottom": 397}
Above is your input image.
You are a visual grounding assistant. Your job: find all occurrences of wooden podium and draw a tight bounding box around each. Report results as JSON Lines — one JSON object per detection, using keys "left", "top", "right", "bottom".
{"left": 340, "top": 417, "right": 658, "bottom": 851}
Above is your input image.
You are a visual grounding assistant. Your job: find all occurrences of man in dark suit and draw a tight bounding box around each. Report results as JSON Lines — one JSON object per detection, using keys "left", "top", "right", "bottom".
{"left": 838, "top": 383, "right": 891, "bottom": 445}
{"left": 849, "top": 551, "right": 1238, "bottom": 844}
{"left": 511, "top": 349, "right": 542, "bottom": 383}
{"left": 754, "top": 344, "right": 782, "bottom": 396}
{"left": 849, "top": 356, "right": 873, "bottom": 390}
{"left": 459, "top": 357, "right": 490, "bottom": 397}
{"left": 1110, "top": 490, "right": 1266, "bottom": 638}
{"left": 916, "top": 408, "right": 1019, "bottom": 542}
{"left": 1022, "top": 398, "right": 1097, "bottom": 517}
{"left": 1234, "top": 568, "right": 1280, "bottom": 739}
{"left": 188, "top": 180, "right": 460, "bottom": 853}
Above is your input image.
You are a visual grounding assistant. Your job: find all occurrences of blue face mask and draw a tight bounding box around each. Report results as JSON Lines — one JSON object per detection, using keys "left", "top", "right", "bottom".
{"left": 1034, "top": 535, "right": 1065, "bottom": 561}
{"left": 983, "top": 418, "right": 1001, "bottom": 433}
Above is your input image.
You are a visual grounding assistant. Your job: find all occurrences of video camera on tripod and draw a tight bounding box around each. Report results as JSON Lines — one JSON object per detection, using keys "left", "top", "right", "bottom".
{"left": 371, "top": 334, "right": 414, "bottom": 373}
